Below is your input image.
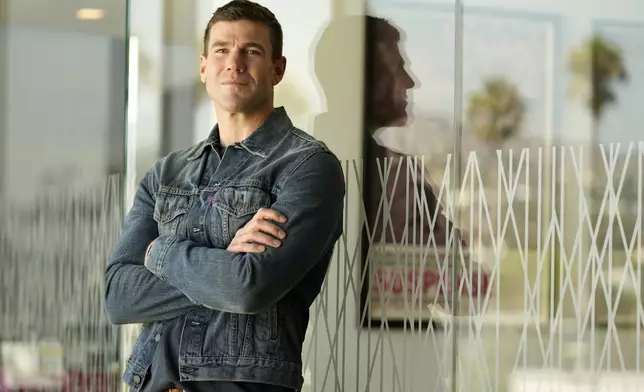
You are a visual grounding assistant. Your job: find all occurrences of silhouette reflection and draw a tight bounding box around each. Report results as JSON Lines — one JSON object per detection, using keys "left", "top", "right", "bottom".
{"left": 313, "top": 14, "right": 488, "bottom": 326}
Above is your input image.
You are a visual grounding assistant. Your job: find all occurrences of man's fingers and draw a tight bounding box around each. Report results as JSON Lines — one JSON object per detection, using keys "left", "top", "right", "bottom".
{"left": 228, "top": 242, "right": 266, "bottom": 253}
{"left": 242, "top": 231, "right": 281, "bottom": 248}
{"left": 255, "top": 208, "right": 287, "bottom": 224}
{"left": 227, "top": 208, "right": 287, "bottom": 253}
{"left": 250, "top": 220, "right": 286, "bottom": 239}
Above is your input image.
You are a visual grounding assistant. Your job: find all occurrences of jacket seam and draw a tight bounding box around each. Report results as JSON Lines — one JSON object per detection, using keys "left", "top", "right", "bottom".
{"left": 181, "top": 355, "right": 298, "bottom": 364}
{"left": 288, "top": 127, "right": 326, "bottom": 146}
{"left": 154, "top": 235, "right": 177, "bottom": 279}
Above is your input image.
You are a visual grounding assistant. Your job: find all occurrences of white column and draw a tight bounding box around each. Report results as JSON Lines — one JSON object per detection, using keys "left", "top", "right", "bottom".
{"left": 121, "top": 1, "right": 165, "bottom": 388}
{"left": 129, "top": 0, "right": 165, "bottom": 181}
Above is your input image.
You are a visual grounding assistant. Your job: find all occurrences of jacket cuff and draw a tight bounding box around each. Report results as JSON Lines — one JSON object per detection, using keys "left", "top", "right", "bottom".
{"left": 146, "top": 235, "right": 178, "bottom": 281}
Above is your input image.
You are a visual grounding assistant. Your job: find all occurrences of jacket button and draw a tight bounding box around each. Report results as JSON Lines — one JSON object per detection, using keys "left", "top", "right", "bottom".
{"left": 133, "top": 375, "right": 142, "bottom": 384}
{"left": 155, "top": 333, "right": 161, "bottom": 342}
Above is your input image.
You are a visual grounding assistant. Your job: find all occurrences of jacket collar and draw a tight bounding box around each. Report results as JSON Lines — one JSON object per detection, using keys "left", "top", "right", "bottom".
{"left": 187, "top": 106, "right": 292, "bottom": 161}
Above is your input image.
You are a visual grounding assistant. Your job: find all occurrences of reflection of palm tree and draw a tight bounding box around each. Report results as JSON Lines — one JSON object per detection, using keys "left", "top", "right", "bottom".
{"left": 568, "top": 35, "right": 628, "bottom": 198}
{"left": 466, "top": 77, "right": 525, "bottom": 167}
{"left": 569, "top": 35, "right": 628, "bottom": 123}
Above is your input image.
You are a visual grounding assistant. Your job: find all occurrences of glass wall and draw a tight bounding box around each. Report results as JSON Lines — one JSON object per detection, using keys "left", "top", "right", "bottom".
{"left": 0, "top": 1, "right": 128, "bottom": 390}
{"left": 3, "top": 0, "right": 644, "bottom": 391}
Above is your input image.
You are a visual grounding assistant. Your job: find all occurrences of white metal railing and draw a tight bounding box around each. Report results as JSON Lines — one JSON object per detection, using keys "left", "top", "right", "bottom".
{"left": 303, "top": 142, "right": 644, "bottom": 392}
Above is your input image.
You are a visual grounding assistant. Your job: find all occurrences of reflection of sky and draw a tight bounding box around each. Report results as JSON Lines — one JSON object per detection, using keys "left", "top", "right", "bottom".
{"left": 371, "top": 2, "right": 644, "bottom": 145}
{"left": 595, "top": 23, "right": 644, "bottom": 144}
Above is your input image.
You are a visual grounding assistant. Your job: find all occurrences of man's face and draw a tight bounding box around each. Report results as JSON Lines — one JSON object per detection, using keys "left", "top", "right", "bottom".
{"left": 368, "top": 40, "right": 416, "bottom": 128}
{"left": 200, "top": 20, "right": 286, "bottom": 114}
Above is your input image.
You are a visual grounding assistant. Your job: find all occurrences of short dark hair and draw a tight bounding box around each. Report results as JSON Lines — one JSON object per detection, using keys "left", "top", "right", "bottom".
{"left": 202, "top": 0, "right": 283, "bottom": 61}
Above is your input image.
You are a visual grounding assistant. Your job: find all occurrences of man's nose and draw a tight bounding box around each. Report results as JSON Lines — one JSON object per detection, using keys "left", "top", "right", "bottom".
{"left": 405, "top": 69, "right": 418, "bottom": 89}
{"left": 226, "top": 51, "right": 245, "bottom": 72}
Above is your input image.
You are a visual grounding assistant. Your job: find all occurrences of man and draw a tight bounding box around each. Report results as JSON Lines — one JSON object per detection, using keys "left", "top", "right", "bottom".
{"left": 103, "top": 1, "right": 345, "bottom": 391}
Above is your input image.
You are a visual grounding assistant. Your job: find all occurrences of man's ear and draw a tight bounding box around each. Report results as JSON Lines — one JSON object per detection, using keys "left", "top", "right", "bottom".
{"left": 199, "top": 54, "right": 207, "bottom": 83}
{"left": 272, "top": 56, "right": 287, "bottom": 85}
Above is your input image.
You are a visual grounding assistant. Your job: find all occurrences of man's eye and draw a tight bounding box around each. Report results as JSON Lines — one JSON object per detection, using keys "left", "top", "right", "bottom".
{"left": 246, "top": 49, "right": 260, "bottom": 55}
{"left": 214, "top": 49, "right": 227, "bottom": 54}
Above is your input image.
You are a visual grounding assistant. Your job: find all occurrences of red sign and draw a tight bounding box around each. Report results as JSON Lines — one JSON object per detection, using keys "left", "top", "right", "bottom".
{"left": 371, "top": 266, "right": 489, "bottom": 298}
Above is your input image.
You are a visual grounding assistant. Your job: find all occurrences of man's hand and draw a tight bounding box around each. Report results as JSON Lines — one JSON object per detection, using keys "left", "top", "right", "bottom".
{"left": 227, "top": 208, "right": 287, "bottom": 253}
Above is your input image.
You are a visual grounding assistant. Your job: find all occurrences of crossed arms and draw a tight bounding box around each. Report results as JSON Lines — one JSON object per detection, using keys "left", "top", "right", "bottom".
{"left": 103, "top": 152, "right": 345, "bottom": 325}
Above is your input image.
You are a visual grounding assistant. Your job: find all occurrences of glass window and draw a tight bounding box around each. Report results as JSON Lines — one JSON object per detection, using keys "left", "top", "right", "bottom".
{"left": 0, "top": 2, "right": 127, "bottom": 391}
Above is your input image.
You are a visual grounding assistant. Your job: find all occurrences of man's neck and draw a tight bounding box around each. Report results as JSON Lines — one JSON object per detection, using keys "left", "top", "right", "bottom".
{"left": 215, "top": 105, "right": 275, "bottom": 147}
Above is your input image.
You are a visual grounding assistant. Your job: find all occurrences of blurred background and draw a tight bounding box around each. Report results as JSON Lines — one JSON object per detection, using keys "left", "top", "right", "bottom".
{"left": 1, "top": 0, "right": 644, "bottom": 391}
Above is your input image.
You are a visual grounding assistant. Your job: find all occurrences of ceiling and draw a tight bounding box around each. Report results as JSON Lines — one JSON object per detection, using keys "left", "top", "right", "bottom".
{"left": 3, "top": 0, "right": 198, "bottom": 45}
{"left": 4, "top": 0, "right": 129, "bottom": 38}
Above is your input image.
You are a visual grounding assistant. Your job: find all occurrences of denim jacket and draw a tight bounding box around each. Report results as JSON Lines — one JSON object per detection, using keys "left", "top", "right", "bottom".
{"left": 103, "top": 107, "right": 345, "bottom": 391}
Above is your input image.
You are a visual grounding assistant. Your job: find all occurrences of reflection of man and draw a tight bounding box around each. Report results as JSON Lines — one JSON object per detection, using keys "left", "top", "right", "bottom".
{"left": 315, "top": 15, "right": 456, "bottom": 248}
{"left": 314, "top": 16, "right": 489, "bottom": 307}
{"left": 104, "top": 1, "right": 344, "bottom": 391}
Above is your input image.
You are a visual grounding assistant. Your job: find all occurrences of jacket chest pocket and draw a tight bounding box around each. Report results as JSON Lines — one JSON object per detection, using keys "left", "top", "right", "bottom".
{"left": 153, "top": 193, "right": 191, "bottom": 236}
{"left": 212, "top": 186, "right": 273, "bottom": 244}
